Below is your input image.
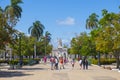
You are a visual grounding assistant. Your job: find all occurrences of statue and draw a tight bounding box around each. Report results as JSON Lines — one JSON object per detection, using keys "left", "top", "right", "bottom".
{"left": 58, "top": 38, "right": 62, "bottom": 48}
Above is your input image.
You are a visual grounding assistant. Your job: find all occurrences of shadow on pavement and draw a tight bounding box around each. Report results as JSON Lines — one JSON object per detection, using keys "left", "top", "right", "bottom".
{"left": 17, "top": 67, "right": 48, "bottom": 71}
{"left": 0, "top": 71, "right": 32, "bottom": 78}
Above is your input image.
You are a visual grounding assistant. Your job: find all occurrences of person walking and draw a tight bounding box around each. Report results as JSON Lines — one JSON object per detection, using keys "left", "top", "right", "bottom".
{"left": 71, "top": 59, "right": 75, "bottom": 69}
{"left": 79, "top": 58, "right": 82, "bottom": 69}
{"left": 59, "top": 57, "right": 64, "bottom": 69}
{"left": 50, "top": 56, "right": 55, "bottom": 70}
{"left": 85, "top": 59, "right": 88, "bottom": 69}
{"left": 82, "top": 58, "right": 86, "bottom": 70}
{"left": 54, "top": 56, "right": 59, "bottom": 70}
{"left": 43, "top": 56, "right": 47, "bottom": 64}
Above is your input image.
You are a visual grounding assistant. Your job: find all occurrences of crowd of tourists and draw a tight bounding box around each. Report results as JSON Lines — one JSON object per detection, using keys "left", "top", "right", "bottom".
{"left": 70, "top": 57, "right": 89, "bottom": 70}
{"left": 49, "top": 56, "right": 67, "bottom": 70}
{"left": 42, "top": 56, "right": 89, "bottom": 70}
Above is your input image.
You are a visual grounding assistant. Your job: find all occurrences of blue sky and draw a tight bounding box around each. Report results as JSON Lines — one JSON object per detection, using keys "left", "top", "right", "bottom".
{"left": 0, "top": 0, "right": 120, "bottom": 47}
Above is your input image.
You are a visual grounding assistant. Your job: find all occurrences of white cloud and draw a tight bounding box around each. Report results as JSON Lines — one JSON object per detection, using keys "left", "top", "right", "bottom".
{"left": 56, "top": 17, "right": 75, "bottom": 25}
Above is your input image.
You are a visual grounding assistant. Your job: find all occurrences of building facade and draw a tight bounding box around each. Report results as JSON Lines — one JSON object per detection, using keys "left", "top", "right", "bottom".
{"left": 52, "top": 39, "right": 68, "bottom": 59}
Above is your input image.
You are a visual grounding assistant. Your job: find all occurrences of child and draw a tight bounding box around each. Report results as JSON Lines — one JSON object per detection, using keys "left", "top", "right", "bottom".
{"left": 71, "top": 59, "right": 75, "bottom": 69}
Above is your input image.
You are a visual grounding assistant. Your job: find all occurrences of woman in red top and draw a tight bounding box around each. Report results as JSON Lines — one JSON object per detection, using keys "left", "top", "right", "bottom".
{"left": 59, "top": 57, "right": 64, "bottom": 69}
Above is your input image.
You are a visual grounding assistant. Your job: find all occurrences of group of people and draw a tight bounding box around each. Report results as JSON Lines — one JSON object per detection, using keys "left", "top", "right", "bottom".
{"left": 79, "top": 58, "right": 88, "bottom": 70}
{"left": 43, "top": 55, "right": 89, "bottom": 70}
{"left": 49, "top": 56, "right": 66, "bottom": 70}
{"left": 71, "top": 57, "right": 89, "bottom": 70}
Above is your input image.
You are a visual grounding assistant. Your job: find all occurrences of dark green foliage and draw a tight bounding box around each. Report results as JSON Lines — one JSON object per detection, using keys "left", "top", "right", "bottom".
{"left": 0, "top": 60, "right": 9, "bottom": 64}
{"left": 0, "top": 58, "right": 40, "bottom": 65}
{"left": 28, "top": 20, "right": 45, "bottom": 41}
{"left": 91, "top": 58, "right": 116, "bottom": 65}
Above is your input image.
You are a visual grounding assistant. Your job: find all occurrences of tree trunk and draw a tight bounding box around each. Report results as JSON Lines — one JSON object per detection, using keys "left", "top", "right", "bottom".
{"left": 98, "top": 52, "right": 101, "bottom": 66}
{"left": 4, "top": 52, "right": 7, "bottom": 60}
{"left": 116, "top": 53, "right": 120, "bottom": 69}
{"left": 114, "top": 51, "right": 120, "bottom": 69}
{"left": 116, "top": 54, "right": 120, "bottom": 69}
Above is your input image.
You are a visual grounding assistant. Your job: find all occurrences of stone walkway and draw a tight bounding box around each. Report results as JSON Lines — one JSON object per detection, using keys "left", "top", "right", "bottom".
{"left": 0, "top": 61, "right": 120, "bottom": 80}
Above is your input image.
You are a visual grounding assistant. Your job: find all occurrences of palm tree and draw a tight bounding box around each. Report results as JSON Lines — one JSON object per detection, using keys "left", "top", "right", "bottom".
{"left": 102, "top": 9, "right": 108, "bottom": 16}
{"left": 45, "top": 31, "right": 51, "bottom": 43}
{"left": 28, "top": 20, "right": 45, "bottom": 58}
{"left": 0, "top": 7, "right": 3, "bottom": 13}
{"left": 86, "top": 13, "right": 99, "bottom": 29}
{"left": 0, "top": 6, "right": 16, "bottom": 49}
{"left": 0, "top": 7, "right": 3, "bottom": 22}
{"left": 5, "top": 0, "right": 23, "bottom": 27}
{"left": 86, "top": 13, "right": 100, "bottom": 66}
{"left": 44, "top": 31, "right": 51, "bottom": 55}
{"left": 28, "top": 20, "right": 45, "bottom": 41}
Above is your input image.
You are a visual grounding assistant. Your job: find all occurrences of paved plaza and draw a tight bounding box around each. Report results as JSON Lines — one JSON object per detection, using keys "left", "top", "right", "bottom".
{"left": 0, "top": 61, "right": 120, "bottom": 80}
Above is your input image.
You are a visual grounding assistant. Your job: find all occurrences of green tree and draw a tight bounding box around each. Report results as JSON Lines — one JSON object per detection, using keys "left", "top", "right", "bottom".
{"left": 45, "top": 31, "right": 51, "bottom": 43}
{"left": 0, "top": 7, "right": 6, "bottom": 27}
{"left": 70, "top": 37, "right": 79, "bottom": 55}
{"left": 86, "top": 13, "right": 100, "bottom": 65}
{"left": 70, "top": 32, "right": 96, "bottom": 58}
{"left": 28, "top": 20, "right": 45, "bottom": 41}
{"left": 28, "top": 20, "right": 45, "bottom": 58}
{"left": 86, "top": 13, "right": 99, "bottom": 29}
{"left": 0, "top": 0, "right": 23, "bottom": 49}
{"left": 98, "top": 10, "right": 120, "bottom": 68}
{"left": 102, "top": 9, "right": 108, "bottom": 16}
{"left": 44, "top": 31, "right": 51, "bottom": 55}
{"left": 5, "top": 0, "right": 23, "bottom": 27}
{"left": 79, "top": 32, "right": 91, "bottom": 56}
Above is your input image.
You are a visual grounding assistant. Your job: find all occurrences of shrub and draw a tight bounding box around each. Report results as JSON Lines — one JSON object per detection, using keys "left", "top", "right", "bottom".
{"left": 0, "top": 60, "right": 9, "bottom": 64}
{"left": 91, "top": 59, "right": 98, "bottom": 65}
{"left": 91, "top": 58, "right": 116, "bottom": 65}
{"left": 0, "top": 58, "right": 40, "bottom": 65}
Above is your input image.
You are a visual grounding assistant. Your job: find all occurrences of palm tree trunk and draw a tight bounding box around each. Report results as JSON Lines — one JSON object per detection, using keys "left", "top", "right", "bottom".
{"left": 34, "top": 44, "right": 36, "bottom": 58}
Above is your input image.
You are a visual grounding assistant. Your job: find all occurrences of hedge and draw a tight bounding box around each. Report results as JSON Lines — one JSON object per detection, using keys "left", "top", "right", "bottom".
{"left": 0, "top": 58, "right": 40, "bottom": 65}
{"left": 91, "top": 58, "right": 116, "bottom": 65}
